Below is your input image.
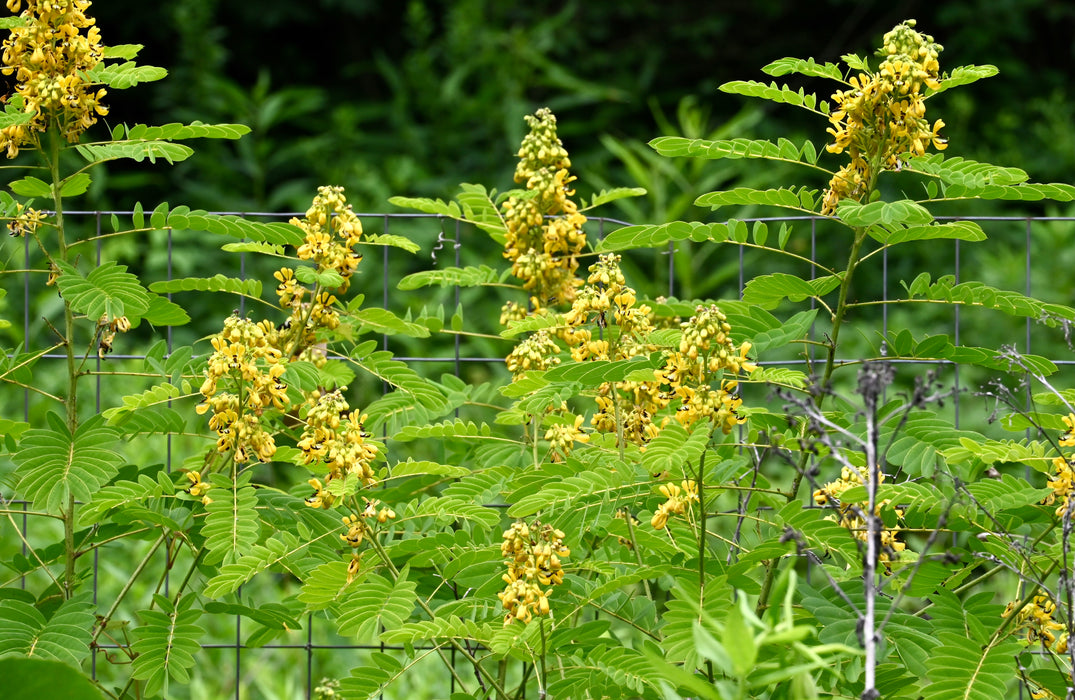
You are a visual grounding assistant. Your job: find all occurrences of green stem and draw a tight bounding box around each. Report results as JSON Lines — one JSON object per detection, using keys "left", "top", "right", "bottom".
{"left": 91, "top": 535, "right": 167, "bottom": 645}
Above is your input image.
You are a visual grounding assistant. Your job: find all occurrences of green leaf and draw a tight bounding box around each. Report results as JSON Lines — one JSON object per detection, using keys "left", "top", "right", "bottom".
{"left": 335, "top": 574, "right": 418, "bottom": 641}
{"left": 543, "top": 355, "right": 663, "bottom": 386}
{"left": 350, "top": 340, "right": 449, "bottom": 413}
{"left": 13, "top": 415, "right": 122, "bottom": 513}
{"left": 82, "top": 60, "right": 167, "bottom": 88}
{"left": 900, "top": 273, "right": 1075, "bottom": 326}
{"left": 921, "top": 635, "right": 1021, "bottom": 700}
{"left": 8, "top": 176, "right": 51, "bottom": 197}
{"left": 836, "top": 199, "right": 934, "bottom": 227}
{"left": 202, "top": 472, "right": 261, "bottom": 566}
{"left": 77, "top": 140, "right": 194, "bottom": 165}
{"left": 130, "top": 595, "right": 205, "bottom": 696}
{"left": 203, "top": 532, "right": 305, "bottom": 598}
{"left": 695, "top": 186, "right": 819, "bottom": 214}
{"left": 54, "top": 260, "right": 152, "bottom": 320}
{"left": 762, "top": 56, "right": 843, "bottom": 81}
{"left": 300, "top": 561, "right": 359, "bottom": 610}
{"left": 741, "top": 273, "right": 841, "bottom": 309}
{"left": 362, "top": 232, "right": 421, "bottom": 253}
{"left": 0, "top": 595, "right": 95, "bottom": 668}
{"left": 0, "top": 658, "right": 106, "bottom": 700}
{"left": 59, "top": 173, "right": 91, "bottom": 197}
{"left": 722, "top": 598, "right": 758, "bottom": 677}
{"left": 719, "top": 80, "right": 824, "bottom": 113}
{"left": 141, "top": 294, "right": 191, "bottom": 326}
{"left": 398, "top": 265, "right": 504, "bottom": 291}
{"left": 868, "top": 220, "right": 986, "bottom": 245}
{"left": 641, "top": 423, "right": 709, "bottom": 479}
{"left": 103, "top": 44, "right": 143, "bottom": 59}
{"left": 120, "top": 121, "right": 250, "bottom": 141}
{"left": 580, "top": 186, "right": 647, "bottom": 210}
{"left": 350, "top": 307, "right": 431, "bottom": 338}
{"left": 78, "top": 473, "right": 172, "bottom": 526}
{"left": 927, "top": 64, "right": 1000, "bottom": 96}
{"left": 148, "top": 274, "right": 262, "bottom": 299}
{"left": 649, "top": 136, "right": 823, "bottom": 167}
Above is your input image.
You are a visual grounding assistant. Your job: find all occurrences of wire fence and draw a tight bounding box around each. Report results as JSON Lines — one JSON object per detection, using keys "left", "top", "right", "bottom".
{"left": 3, "top": 210, "right": 1074, "bottom": 698}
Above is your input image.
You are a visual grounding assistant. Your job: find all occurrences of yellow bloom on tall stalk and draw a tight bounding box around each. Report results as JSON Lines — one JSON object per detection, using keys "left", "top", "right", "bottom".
{"left": 497, "top": 520, "right": 570, "bottom": 625}
{"left": 501, "top": 108, "right": 588, "bottom": 315}
{"left": 821, "top": 20, "right": 946, "bottom": 215}
{"left": 1, "top": 0, "right": 108, "bottom": 155}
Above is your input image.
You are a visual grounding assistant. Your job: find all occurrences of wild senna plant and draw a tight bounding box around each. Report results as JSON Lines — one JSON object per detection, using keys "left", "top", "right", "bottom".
{"left": 4, "top": 8, "right": 1075, "bottom": 700}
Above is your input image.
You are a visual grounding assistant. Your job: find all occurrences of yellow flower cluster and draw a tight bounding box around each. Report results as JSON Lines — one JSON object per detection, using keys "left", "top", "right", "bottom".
{"left": 564, "top": 255, "right": 664, "bottom": 447}
{"left": 195, "top": 315, "right": 288, "bottom": 464}
{"left": 6, "top": 202, "right": 44, "bottom": 237}
{"left": 505, "top": 328, "right": 561, "bottom": 380}
{"left": 1, "top": 0, "right": 107, "bottom": 155}
{"left": 812, "top": 466, "right": 906, "bottom": 570}
{"left": 561, "top": 255, "right": 756, "bottom": 450}
{"left": 544, "top": 413, "right": 589, "bottom": 463}
{"left": 274, "top": 185, "right": 365, "bottom": 349}
{"left": 822, "top": 20, "right": 946, "bottom": 215}
{"left": 501, "top": 108, "right": 587, "bottom": 314}
{"left": 651, "top": 480, "right": 699, "bottom": 530}
{"left": 1042, "top": 413, "right": 1075, "bottom": 518}
{"left": 663, "top": 304, "right": 754, "bottom": 432}
{"left": 1003, "top": 595, "right": 1069, "bottom": 652}
{"left": 300, "top": 389, "right": 380, "bottom": 509}
{"left": 497, "top": 520, "right": 569, "bottom": 625}
{"left": 94, "top": 312, "right": 129, "bottom": 358}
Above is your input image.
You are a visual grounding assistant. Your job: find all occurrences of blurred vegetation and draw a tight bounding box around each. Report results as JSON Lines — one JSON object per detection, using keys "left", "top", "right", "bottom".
{"left": 78, "top": 0, "right": 1074, "bottom": 214}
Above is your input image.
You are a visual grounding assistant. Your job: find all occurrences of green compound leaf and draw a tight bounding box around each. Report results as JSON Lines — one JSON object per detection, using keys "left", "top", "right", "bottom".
{"left": 580, "top": 186, "right": 647, "bottom": 210}
{"left": 762, "top": 56, "right": 844, "bottom": 81}
{"left": 82, "top": 60, "right": 167, "bottom": 88}
{"left": 361, "top": 232, "right": 421, "bottom": 253}
{"left": 77, "top": 140, "right": 194, "bottom": 164}
{"left": 8, "top": 176, "right": 51, "bottom": 197}
{"left": 649, "top": 136, "right": 823, "bottom": 167}
{"left": 379, "top": 615, "right": 493, "bottom": 646}
{"left": 78, "top": 472, "right": 174, "bottom": 527}
{"left": 350, "top": 307, "right": 431, "bottom": 338}
{"left": 695, "top": 186, "right": 819, "bottom": 214}
{"left": 0, "top": 595, "right": 95, "bottom": 668}
{"left": 148, "top": 274, "right": 263, "bottom": 299}
{"left": 719, "top": 80, "right": 826, "bottom": 113}
{"left": 203, "top": 532, "right": 308, "bottom": 598}
{"left": 13, "top": 414, "right": 123, "bottom": 513}
{"left": 338, "top": 653, "right": 406, "bottom": 700}
{"left": 350, "top": 339, "right": 449, "bottom": 413}
{"left": 641, "top": 422, "right": 710, "bottom": 480}
{"left": 900, "top": 273, "right": 1075, "bottom": 325}
{"left": 543, "top": 355, "right": 663, "bottom": 387}
{"left": 920, "top": 634, "right": 1021, "bottom": 700}
{"left": 836, "top": 199, "right": 934, "bottom": 227}
{"left": 335, "top": 573, "right": 418, "bottom": 641}
{"left": 117, "top": 121, "right": 250, "bottom": 140}
{"left": 867, "top": 220, "right": 985, "bottom": 245}
{"left": 926, "top": 64, "right": 1000, "bottom": 96}
{"left": 398, "top": 264, "right": 505, "bottom": 291}
{"left": 54, "top": 260, "right": 152, "bottom": 321}
{"left": 0, "top": 657, "right": 106, "bottom": 700}
{"left": 907, "top": 154, "right": 1028, "bottom": 188}
{"left": 741, "top": 273, "right": 842, "bottom": 309}
{"left": 202, "top": 471, "right": 261, "bottom": 566}
{"left": 130, "top": 594, "right": 205, "bottom": 696}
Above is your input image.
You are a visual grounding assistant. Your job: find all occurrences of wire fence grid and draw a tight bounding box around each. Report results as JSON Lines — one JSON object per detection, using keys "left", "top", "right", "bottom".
{"left": 3, "top": 210, "right": 1074, "bottom": 698}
